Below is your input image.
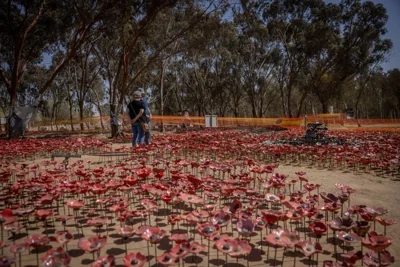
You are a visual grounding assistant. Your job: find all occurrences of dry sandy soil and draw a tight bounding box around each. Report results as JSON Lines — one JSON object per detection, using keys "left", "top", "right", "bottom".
{"left": 1, "top": 140, "right": 399, "bottom": 267}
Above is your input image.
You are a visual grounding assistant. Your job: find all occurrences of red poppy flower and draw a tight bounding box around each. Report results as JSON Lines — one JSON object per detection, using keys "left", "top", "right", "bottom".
{"left": 361, "top": 206, "right": 388, "bottom": 217}
{"left": 0, "top": 256, "right": 15, "bottom": 267}
{"left": 375, "top": 217, "right": 397, "bottom": 227}
{"left": 197, "top": 223, "right": 220, "bottom": 238}
{"left": 192, "top": 210, "right": 209, "bottom": 221}
{"left": 309, "top": 221, "right": 327, "bottom": 236}
{"left": 169, "top": 233, "right": 189, "bottom": 244}
{"left": 156, "top": 252, "right": 179, "bottom": 266}
{"left": 78, "top": 236, "right": 107, "bottom": 253}
{"left": 168, "top": 214, "right": 182, "bottom": 225}
{"left": 41, "top": 247, "right": 71, "bottom": 267}
{"left": 226, "top": 199, "right": 242, "bottom": 214}
{"left": 123, "top": 252, "right": 147, "bottom": 267}
{"left": 320, "top": 192, "right": 339, "bottom": 203}
{"left": 3, "top": 222, "right": 23, "bottom": 233}
{"left": 362, "top": 231, "right": 392, "bottom": 251}
{"left": 170, "top": 242, "right": 191, "bottom": 258}
{"left": 265, "top": 193, "right": 280, "bottom": 203}
{"left": 264, "top": 228, "right": 289, "bottom": 248}
{"left": 9, "top": 243, "right": 29, "bottom": 254}
{"left": 0, "top": 209, "right": 17, "bottom": 225}
{"left": 189, "top": 241, "right": 206, "bottom": 254}
{"left": 215, "top": 238, "right": 251, "bottom": 258}
{"left": 35, "top": 194, "right": 54, "bottom": 206}
{"left": 92, "top": 255, "right": 115, "bottom": 267}
{"left": 336, "top": 231, "right": 361, "bottom": 244}
{"left": 211, "top": 210, "right": 231, "bottom": 227}
{"left": 329, "top": 216, "right": 356, "bottom": 232}
{"left": 178, "top": 193, "right": 204, "bottom": 205}
{"left": 341, "top": 250, "right": 363, "bottom": 265}
{"left": 55, "top": 231, "right": 73, "bottom": 246}
{"left": 287, "top": 208, "right": 304, "bottom": 221}
{"left": 352, "top": 221, "right": 371, "bottom": 237}
{"left": 87, "top": 217, "right": 108, "bottom": 228}
{"left": 296, "top": 240, "right": 323, "bottom": 257}
{"left": 35, "top": 209, "right": 53, "bottom": 220}
{"left": 118, "top": 226, "right": 136, "bottom": 238}
{"left": 25, "top": 235, "right": 50, "bottom": 248}
{"left": 66, "top": 199, "right": 85, "bottom": 210}
{"left": 140, "top": 198, "right": 158, "bottom": 211}
{"left": 141, "top": 227, "right": 166, "bottom": 244}
{"left": 236, "top": 218, "right": 255, "bottom": 237}
{"left": 363, "top": 249, "right": 394, "bottom": 267}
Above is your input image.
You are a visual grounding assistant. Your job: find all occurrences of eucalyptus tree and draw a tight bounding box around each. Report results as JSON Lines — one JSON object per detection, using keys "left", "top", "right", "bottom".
{"left": 309, "top": 0, "right": 392, "bottom": 113}
{"left": 0, "top": 0, "right": 114, "bottom": 137}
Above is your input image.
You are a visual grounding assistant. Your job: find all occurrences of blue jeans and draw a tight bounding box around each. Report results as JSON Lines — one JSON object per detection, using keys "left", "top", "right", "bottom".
{"left": 144, "top": 121, "right": 151, "bottom": 145}
{"left": 132, "top": 123, "right": 145, "bottom": 147}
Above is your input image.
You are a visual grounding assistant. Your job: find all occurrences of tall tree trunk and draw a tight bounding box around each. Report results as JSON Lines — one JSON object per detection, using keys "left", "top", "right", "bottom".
{"left": 79, "top": 101, "right": 84, "bottom": 131}
{"left": 160, "top": 61, "right": 165, "bottom": 132}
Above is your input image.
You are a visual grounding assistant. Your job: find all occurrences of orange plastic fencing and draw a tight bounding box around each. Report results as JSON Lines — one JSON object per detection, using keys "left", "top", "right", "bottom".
{"left": 28, "top": 114, "right": 400, "bottom": 132}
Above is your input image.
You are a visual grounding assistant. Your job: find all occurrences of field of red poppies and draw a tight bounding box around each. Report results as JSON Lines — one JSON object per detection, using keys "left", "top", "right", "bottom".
{"left": 0, "top": 128, "right": 399, "bottom": 267}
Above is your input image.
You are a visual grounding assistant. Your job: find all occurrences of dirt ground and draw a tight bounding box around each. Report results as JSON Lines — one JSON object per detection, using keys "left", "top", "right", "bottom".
{"left": 1, "top": 140, "right": 399, "bottom": 267}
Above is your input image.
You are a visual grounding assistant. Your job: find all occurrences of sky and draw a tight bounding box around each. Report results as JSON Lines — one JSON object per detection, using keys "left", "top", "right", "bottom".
{"left": 325, "top": 0, "right": 400, "bottom": 71}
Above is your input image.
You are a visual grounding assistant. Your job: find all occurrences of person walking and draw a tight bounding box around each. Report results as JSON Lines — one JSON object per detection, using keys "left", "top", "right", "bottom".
{"left": 127, "top": 91, "right": 146, "bottom": 147}
{"left": 138, "top": 88, "right": 152, "bottom": 144}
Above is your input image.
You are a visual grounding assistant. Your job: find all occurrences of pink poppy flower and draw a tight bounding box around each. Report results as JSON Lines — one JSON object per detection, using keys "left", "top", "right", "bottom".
{"left": 236, "top": 218, "right": 255, "bottom": 237}
{"left": 0, "top": 256, "right": 15, "bottom": 267}
{"left": 78, "top": 236, "right": 107, "bottom": 253}
{"left": 156, "top": 252, "right": 179, "bottom": 266}
{"left": 66, "top": 199, "right": 85, "bottom": 210}
{"left": 9, "top": 243, "right": 30, "bottom": 254}
{"left": 197, "top": 223, "right": 220, "bottom": 238}
{"left": 41, "top": 247, "right": 71, "bottom": 267}
{"left": 254, "top": 216, "right": 267, "bottom": 229}
{"left": 141, "top": 227, "right": 166, "bottom": 244}
{"left": 118, "top": 226, "right": 136, "bottom": 238}
{"left": 363, "top": 249, "right": 394, "bottom": 267}
{"left": 170, "top": 242, "right": 191, "bottom": 258}
{"left": 123, "top": 252, "right": 147, "bottom": 267}
{"left": 169, "top": 233, "right": 189, "bottom": 244}
{"left": 25, "top": 235, "right": 50, "bottom": 248}
{"left": 296, "top": 240, "right": 323, "bottom": 257}
{"left": 362, "top": 231, "right": 392, "bottom": 251}
{"left": 211, "top": 210, "right": 231, "bottom": 227}
{"left": 309, "top": 221, "right": 327, "bottom": 236}
{"left": 92, "top": 255, "right": 116, "bottom": 267}
{"left": 55, "top": 231, "right": 73, "bottom": 246}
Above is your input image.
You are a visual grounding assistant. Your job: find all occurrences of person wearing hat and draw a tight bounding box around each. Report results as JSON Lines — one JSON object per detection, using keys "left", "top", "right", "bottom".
{"left": 137, "top": 88, "right": 152, "bottom": 144}
{"left": 127, "top": 91, "right": 146, "bottom": 147}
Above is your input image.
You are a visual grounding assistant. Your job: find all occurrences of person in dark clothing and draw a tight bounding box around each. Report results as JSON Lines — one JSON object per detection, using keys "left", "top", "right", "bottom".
{"left": 127, "top": 91, "right": 146, "bottom": 147}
